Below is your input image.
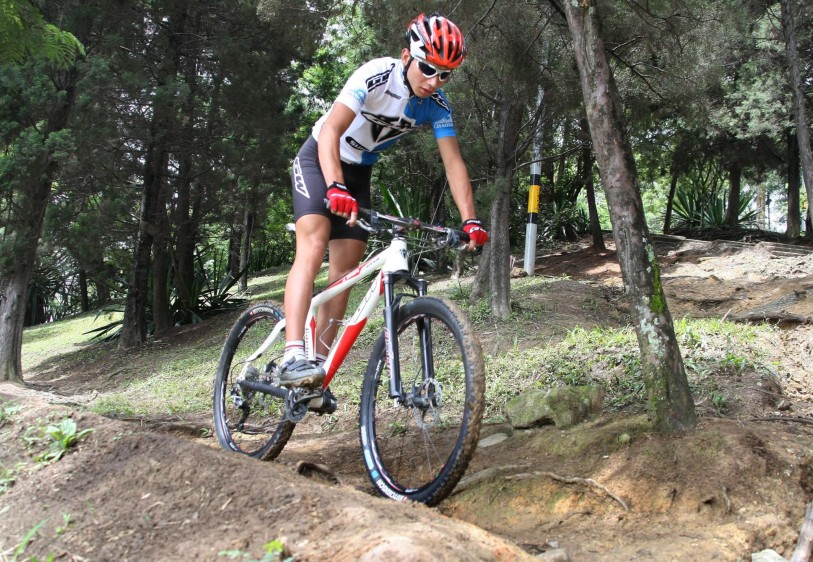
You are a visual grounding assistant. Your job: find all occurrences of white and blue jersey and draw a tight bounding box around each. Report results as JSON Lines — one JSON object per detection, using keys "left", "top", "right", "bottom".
{"left": 311, "top": 57, "right": 457, "bottom": 166}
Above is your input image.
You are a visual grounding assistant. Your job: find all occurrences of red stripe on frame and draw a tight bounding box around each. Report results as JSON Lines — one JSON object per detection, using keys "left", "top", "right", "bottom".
{"left": 323, "top": 319, "right": 367, "bottom": 387}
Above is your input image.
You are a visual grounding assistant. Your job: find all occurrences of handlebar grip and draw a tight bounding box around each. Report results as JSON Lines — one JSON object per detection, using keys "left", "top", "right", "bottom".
{"left": 447, "top": 229, "right": 470, "bottom": 248}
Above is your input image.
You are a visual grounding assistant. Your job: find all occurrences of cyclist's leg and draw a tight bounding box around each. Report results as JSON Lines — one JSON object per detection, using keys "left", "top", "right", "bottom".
{"left": 284, "top": 213, "right": 330, "bottom": 343}
{"left": 314, "top": 158, "right": 373, "bottom": 355}
{"left": 283, "top": 138, "right": 332, "bottom": 386}
{"left": 314, "top": 238, "right": 367, "bottom": 356}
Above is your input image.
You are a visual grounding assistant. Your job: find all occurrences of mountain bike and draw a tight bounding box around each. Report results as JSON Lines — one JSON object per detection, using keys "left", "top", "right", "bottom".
{"left": 212, "top": 208, "right": 486, "bottom": 506}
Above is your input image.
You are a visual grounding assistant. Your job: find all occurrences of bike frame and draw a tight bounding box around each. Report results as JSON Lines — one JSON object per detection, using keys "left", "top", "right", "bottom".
{"left": 244, "top": 233, "right": 430, "bottom": 400}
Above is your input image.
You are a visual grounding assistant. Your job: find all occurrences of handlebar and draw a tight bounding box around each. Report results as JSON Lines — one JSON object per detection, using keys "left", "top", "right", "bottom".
{"left": 361, "top": 207, "right": 470, "bottom": 246}
{"left": 323, "top": 199, "right": 470, "bottom": 249}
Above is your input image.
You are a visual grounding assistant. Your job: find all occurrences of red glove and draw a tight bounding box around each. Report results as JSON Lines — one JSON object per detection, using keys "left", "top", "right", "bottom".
{"left": 462, "top": 219, "right": 489, "bottom": 246}
{"left": 326, "top": 182, "right": 358, "bottom": 215}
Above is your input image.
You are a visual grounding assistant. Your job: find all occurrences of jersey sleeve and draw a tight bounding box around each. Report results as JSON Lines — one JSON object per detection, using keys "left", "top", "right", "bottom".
{"left": 334, "top": 59, "right": 392, "bottom": 114}
{"left": 430, "top": 90, "right": 457, "bottom": 140}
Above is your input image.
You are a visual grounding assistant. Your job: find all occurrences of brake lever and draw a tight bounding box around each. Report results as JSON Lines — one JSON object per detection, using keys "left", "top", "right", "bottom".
{"left": 445, "top": 229, "right": 470, "bottom": 251}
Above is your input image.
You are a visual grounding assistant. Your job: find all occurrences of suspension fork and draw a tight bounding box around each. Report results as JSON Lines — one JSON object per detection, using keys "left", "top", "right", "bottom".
{"left": 382, "top": 271, "right": 428, "bottom": 401}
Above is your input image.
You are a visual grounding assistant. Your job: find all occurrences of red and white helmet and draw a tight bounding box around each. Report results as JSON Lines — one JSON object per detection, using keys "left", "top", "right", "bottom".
{"left": 406, "top": 13, "right": 466, "bottom": 69}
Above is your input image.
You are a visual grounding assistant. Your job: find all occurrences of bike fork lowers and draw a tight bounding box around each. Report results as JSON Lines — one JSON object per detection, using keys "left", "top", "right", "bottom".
{"left": 382, "top": 271, "right": 429, "bottom": 402}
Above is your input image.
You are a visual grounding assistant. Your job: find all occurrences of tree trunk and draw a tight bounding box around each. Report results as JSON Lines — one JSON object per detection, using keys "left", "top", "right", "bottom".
{"left": 580, "top": 120, "right": 605, "bottom": 251}
{"left": 781, "top": 0, "right": 813, "bottom": 230}
{"left": 488, "top": 175, "right": 513, "bottom": 319}
{"left": 585, "top": 159, "right": 605, "bottom": 251}
{"left": 787, "top": 129, "right": 801, "bottom": 238}
{"left": 120, "top": 142, "right": 165, "bottom": 348}
{"left": 119, "top": 5, "right": 186, "bottom": 348}
{"left": 174, "top": 159, "right": 197, "bottom": 310}
{"left": 560, "top": 0, "right": 696, "bottom": 432}
{"left": 725, "top": 161, "right": 742, "bottom": 228}
{"left": 79, "top": 268, "right": 90, "bottom": 312}
{"left": 152, "top": 188, "right": 172, "bottom": 335}
{"left": 0, "top": 271, "right": 30, "bottom": 384}
{"left": 663, "top": 166, "right": 679, "bottom": 234}
{"left": 238, "top": 192, "right": 255, "bottom": 292}
{"left": 173, "top": 24, "right": 201, "bottom": 312}
{"left": 472, "top": 94, "right": 524, "bottom": 319}
{"left": 0, "top": 68, "right": 78, "bottom": 383}
{"left": 228, "top": 223, "right": 243, "bottom": 282}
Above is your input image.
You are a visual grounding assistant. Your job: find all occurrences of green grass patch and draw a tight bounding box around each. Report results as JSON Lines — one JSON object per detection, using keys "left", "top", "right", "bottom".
{"left": 92, "top": 355, "right": 218, "bottom": 416}
{"left": 22, "top": 310, "right": 123, "bottom": 372}
{"left": 478, "top": 316, "right": 779, "bottom": 418}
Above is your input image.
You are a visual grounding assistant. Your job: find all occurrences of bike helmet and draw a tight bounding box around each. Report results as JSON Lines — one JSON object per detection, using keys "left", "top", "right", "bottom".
{"left": 405, "top": 13, "right": 466, "bottom": 69}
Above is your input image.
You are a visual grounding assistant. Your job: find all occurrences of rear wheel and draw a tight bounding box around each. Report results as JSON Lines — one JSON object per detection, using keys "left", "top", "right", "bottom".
{"left": 213, "top": 303, "right": 294, "bottom": 460}
{"left": 359, "top": 296, "right": 485, "bottom": 505}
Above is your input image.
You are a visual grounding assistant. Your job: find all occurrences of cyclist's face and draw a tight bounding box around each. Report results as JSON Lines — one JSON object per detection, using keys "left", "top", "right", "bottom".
{"left": 401, "top": 49, "right": 451, "bottom": 98}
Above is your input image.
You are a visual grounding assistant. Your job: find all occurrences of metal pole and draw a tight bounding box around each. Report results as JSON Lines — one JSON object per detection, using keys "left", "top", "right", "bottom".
{"left": 523, "top": 159, "right": 541, "bottom": 276}
{"left": 524, "top": 88, "right": 545, "bottom": 276}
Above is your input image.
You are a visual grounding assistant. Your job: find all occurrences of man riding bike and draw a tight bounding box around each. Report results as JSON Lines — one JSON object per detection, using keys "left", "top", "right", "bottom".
{"left": 281, "top": 12, "right": 489, "bottom": 387}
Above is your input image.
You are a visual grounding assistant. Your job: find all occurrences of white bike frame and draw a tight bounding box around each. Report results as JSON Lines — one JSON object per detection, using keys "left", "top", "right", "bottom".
{"left": 245, "top": 235, "right": 417, "bottom": 389}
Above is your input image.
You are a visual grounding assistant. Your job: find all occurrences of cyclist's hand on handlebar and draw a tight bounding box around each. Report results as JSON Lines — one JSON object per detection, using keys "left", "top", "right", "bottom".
{"left": 327, "top": 181, "right": 358, "bottom": 226}
{"left": 461, "top": 219, "right": 488, "bottom": 250}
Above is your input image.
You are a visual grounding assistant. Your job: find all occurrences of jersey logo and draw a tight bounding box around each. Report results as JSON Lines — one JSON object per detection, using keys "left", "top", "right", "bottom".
{"left": 292, "top": 157, "right": 309, "bottom": 199}
{"left": 430, "top": 92, "right": 450, "bottom": 112}
{"left": 365, "top": 63, "right": 395, "bottom": 92}
{"left": 346, "top": 87, "right": 367, "bottom": 105}
{"left": 361, "top": 111, "right": 415, "bottom": 144}
{"left": 346, "top": 137, "right": 371, "bottom": 152}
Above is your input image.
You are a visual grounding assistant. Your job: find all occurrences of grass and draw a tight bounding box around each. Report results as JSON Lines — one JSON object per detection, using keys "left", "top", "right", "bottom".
{"left": 22, "top": 310, "right": 124, "bottom": 372}
{"left": 91, "top": 355, "right": 218, "bottom": 417}
{"left": 20, "top": 263, "right": 783, "bottom": 426}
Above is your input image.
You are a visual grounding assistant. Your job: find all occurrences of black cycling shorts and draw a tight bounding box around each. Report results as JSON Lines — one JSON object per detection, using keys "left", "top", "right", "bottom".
{"left": 291, "top": 136, "right": 372, "bottom": 242}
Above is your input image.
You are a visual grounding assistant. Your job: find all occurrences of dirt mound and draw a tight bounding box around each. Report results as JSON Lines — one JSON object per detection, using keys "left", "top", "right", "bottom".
{"left": 445, "top": 416, "right": 811, "bottom": 561}
{"left": 2, "top": 386, "right": 810, "bottom": 562}
{"left": 0, "top": 390, "right": 533, "bottom": 562}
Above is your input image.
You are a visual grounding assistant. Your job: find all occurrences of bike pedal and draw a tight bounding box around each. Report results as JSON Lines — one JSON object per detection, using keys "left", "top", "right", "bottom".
{"left": 308, "top": 388, "right": 337, "bottom": 415}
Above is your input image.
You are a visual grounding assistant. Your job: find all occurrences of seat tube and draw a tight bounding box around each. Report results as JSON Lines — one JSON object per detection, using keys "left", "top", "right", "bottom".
{"left": 382, "top": 272, "right": 403, "bottom": 400}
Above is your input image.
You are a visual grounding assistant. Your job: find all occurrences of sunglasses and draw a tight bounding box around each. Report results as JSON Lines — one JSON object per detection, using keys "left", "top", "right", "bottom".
{"left": 416, "top": 60, "right": 453, "bottom": 81}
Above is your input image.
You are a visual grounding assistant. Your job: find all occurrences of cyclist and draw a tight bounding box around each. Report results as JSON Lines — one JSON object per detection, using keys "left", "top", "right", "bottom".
{"left": 281, "top": 12, "right": 489, "bottom": 387}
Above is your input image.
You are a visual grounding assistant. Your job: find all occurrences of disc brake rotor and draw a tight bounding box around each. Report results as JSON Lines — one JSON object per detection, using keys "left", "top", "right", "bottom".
{"left": 412, "top": 378, "right": 442, "bottom": 429}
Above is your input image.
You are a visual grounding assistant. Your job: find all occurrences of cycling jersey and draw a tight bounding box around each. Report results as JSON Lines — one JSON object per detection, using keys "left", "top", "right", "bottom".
{"left": 311, "top": 57, "right": 458, "bottom": 166}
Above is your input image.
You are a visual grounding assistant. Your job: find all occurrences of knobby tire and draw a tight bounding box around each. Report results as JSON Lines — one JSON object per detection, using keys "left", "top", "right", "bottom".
{"left": 213, "top": 303, "right": 295, "bottom": 460}
{"left": 359, "top": 296, "right": 485, "bottom": 505}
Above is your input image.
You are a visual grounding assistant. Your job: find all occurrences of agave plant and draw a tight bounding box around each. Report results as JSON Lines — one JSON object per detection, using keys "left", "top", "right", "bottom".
{"left": 672, "top": 187, "right": 758, "bottom": 229}
{"left": 538, "top": 195, "right": 589, "bottom": 241}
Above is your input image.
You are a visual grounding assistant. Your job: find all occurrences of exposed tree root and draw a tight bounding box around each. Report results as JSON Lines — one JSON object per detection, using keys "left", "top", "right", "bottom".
{"left": 750, "top": 416, "right": 813, "bottom": 427}
{"left": 506, "top": 471, "right": 630, "bottom": 511}
{"left": 454, "top": 464, "right": 629, "bottom": 512}
{"left": 453, "top": 464, "right": 531, "bottom": 494}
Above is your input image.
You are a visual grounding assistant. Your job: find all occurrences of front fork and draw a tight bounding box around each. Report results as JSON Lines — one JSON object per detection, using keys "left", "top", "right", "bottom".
{"left": 382, "top": 271, "right": 431, "bottom": 403}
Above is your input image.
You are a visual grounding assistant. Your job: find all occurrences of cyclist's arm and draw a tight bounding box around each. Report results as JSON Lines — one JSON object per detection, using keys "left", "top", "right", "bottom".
{"left": 438, "top": 136, "right": 479, "bottom": 250}
{"left": 317, "top": 101, "right": 356, "bottom": 186}
{"left": 318, "top": 101, "right": 359, "bottom": 225}
{"left": 437, "top": 136, "right": 476, "bottom": 222}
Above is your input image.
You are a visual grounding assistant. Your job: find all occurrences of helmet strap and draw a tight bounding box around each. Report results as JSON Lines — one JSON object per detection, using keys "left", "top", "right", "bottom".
{"left": 403, "top": 57, "right": 416, "bottom": 97}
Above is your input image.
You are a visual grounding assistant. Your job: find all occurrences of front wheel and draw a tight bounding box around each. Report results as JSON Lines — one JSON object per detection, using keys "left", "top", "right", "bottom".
{"left": 213, "top": 303, "right": 295, "bottom": 460}
{"left": 359, "top": 296, "right": 485, "bottom": 505}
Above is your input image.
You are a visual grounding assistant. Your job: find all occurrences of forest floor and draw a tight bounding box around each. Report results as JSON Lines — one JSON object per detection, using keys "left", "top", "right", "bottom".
{"left": 2, "top": 233, "right": 813, "bottom": 561}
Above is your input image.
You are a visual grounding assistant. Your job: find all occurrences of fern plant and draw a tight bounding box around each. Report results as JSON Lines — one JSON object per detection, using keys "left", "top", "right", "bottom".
{"left": 0, "top": 1, "right": 84, "bottom": 67}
